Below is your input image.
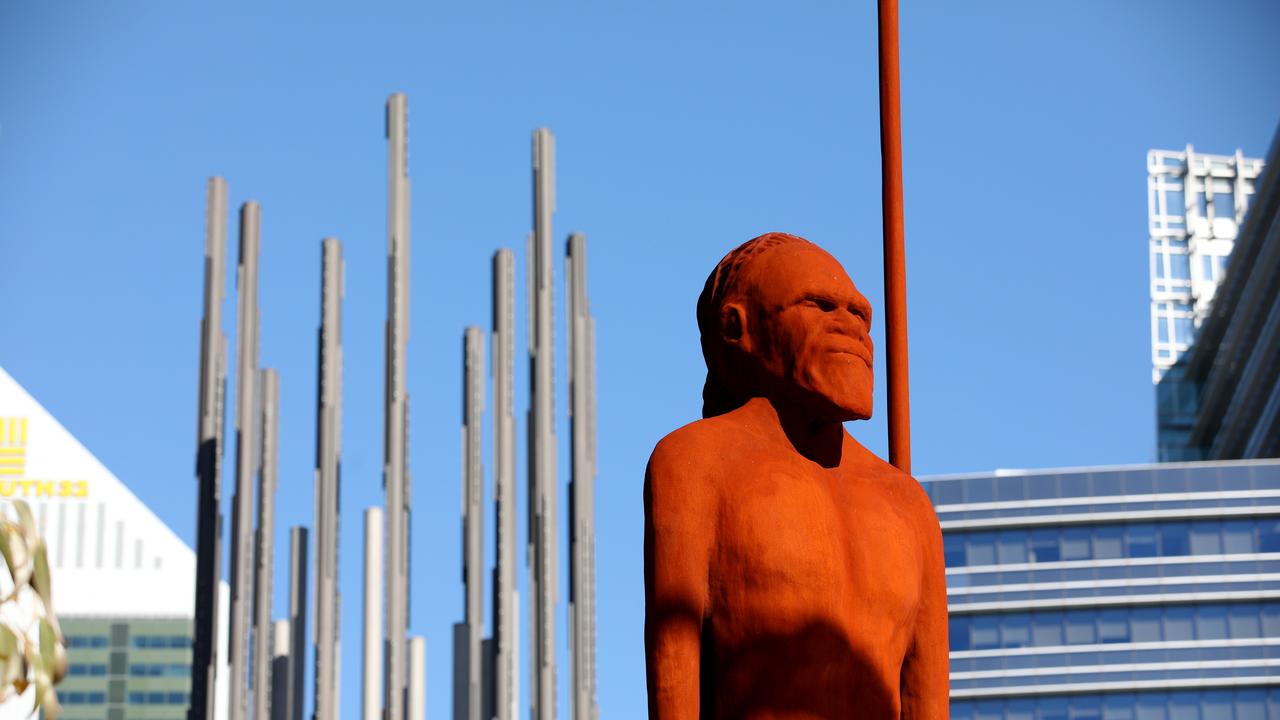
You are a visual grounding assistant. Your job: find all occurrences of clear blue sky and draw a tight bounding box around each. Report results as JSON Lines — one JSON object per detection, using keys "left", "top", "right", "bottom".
{"left": 2, "top": 2, "right": 1278, "bottom": 718}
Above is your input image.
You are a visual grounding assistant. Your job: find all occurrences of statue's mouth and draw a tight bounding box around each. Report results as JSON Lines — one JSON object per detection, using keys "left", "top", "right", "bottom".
{"left": 826, "top": 347, "right": 872, "bottom": 368}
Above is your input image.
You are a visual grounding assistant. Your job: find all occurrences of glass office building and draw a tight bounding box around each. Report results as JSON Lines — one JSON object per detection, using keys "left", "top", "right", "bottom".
{"left": 1159, "top": 133, "right": 1280, "bottom": 461}
{"left": 921, "top": 458, "right": 1280, "bottom": 719}
{"left": 1147, "top": 146, "right": 1265, "bottom": 461}
{"left": 59, "top": 618, "right": 193, "bottom": 720}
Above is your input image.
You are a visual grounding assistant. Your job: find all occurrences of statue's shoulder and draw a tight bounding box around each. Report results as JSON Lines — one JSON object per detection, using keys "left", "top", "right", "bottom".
{"left": 646, "top": 411, "right": 754, "bottom": 485}
{"left": 649, "top": 417, "right": 721, "bottom": 472}
{"left": 847, "top": 439, "right": 940, "bottom": 528}
{"left": 644, "top": 417, "right": 734, "bottom": 520}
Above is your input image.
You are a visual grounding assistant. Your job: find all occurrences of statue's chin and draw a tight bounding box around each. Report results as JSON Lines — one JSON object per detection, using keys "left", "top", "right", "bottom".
{"left": 794, "top": 370, "right": 872, "bottom": 422}
{"left": 796, "top": 385, "right": 872, "bottom": 423}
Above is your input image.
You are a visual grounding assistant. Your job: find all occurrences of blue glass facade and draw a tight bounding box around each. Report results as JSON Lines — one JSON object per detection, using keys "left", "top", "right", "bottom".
{"left": 921, "top": 459, "right": 1280, "bottom": 719}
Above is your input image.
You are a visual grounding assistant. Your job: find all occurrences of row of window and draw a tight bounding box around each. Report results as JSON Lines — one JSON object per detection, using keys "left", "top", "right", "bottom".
{"left": 952, "top": 642, "right": 1277, "bottom": 675}
{"left": 947, "top": 497, "right": 1278, "bottom": 525}
{"left": 61, "top": 692, "right": 106, "bottom": 705}
{"left": 68, "top": 662, "right": 188, "bottom": 677}
{"left": 952, "top": 688, "right": 1280, "bottom": 720}
{"left": 950, "top": 559, "right": 1280, "bottom": 591}
{"left": 128, "top": 691, "right": 190, "bottom": 705}
{"left": 944, "top": 519, "right": 1280, "bottom": 568}
{"left": 950, "top": 602, "right": 1280, "bottom": 652}
{"left": 953, "top": 664, "right": 1271, "bottom": 691}
{"left": 131, "top": 635, "right": 191, "bottom": 649}
{"left": 129, "top": 663, "right": 188, "bottom": 677}
{"left": 67, "top": 636, "right": 108, "bottom": 649}
{"left": 950, "top": 579, "right": 1280, "bottom": 606}
{"left": 923, "top": 464, "right": 1276, "bottom": 506}
{"left": 66, "top": 634, "right": 191, "bottom": 650}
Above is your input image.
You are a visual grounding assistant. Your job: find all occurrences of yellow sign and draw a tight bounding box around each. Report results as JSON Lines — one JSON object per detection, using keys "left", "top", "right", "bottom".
{"left": 0, "top": 480, "right": 87, "bottom": 499}
{"left": 0, "top": 417, "right": 27, "bottom": 477}
{"left": 0, "top": 417, "right": 89, "bottom": 499}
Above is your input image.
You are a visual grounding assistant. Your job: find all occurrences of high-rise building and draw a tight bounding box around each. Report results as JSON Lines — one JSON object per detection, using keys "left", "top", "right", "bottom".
{"left": 922, "top": 459, "right": 1280, "bottom": 720}
{"left": 0, "top": 366, "right": 229, "bottom": 720}
{"left": 1147, "top": 145, "right": 1266, "bottom": 461}
{"left": 1160, "top": 133, "right": 1280, "bottom": 461}
{"left": 925, "top": 131, "right": 1280, "bottom": 719}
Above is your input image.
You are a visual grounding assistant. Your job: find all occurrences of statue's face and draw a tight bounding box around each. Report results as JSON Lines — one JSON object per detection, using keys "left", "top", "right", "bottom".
{"left": 735, "top": 243, "right": 874, "bottom": 421}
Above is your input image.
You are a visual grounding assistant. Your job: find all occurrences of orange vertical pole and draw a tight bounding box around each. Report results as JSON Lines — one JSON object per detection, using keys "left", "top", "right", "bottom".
{"left": 878, "top": 0, "right": 911, "bottom": 474}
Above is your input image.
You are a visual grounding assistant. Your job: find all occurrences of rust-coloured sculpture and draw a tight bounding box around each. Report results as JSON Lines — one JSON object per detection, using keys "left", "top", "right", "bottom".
{"left": 644, "top": 233, "right": 948, "bottom": 719}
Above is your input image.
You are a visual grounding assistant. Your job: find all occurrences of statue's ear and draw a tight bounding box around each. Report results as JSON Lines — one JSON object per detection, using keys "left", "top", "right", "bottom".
{"left": 721, "top": 302, "right": 748, "bottom": 349}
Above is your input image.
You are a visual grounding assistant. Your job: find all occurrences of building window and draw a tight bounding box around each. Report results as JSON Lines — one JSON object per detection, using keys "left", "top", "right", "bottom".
{"left": 951, "top": 602, "right": 1280, "bottom": 652}
{"left": 946, "top": 517, "right": 1280, "bottom": 570}
{"left": 67, "top": 635, "right": 109, "bottom": 649}
{"left": 1029, "top": 529, "right": 1060, "bottom": 563}
{"left": 130, "top": 635, "right": 192, "bottom": 649}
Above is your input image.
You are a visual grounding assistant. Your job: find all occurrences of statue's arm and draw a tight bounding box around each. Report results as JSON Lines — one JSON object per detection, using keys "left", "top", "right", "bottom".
{"left": 644, "top": 436, "right": 713, "bottom": 720}
{"left": 901, "top": 503, "right": 950, "bottom": 720}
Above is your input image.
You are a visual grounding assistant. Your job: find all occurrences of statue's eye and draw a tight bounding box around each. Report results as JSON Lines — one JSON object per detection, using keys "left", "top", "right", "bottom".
{"left": 804, "top": 297, "right": 837, "bottom": 312}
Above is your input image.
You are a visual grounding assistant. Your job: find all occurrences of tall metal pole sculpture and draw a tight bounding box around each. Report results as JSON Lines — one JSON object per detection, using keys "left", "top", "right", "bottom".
{"left": 566, "top": 233, "right": 599, "bottom": 720}
{"left": 362, "top": 508, "right": 384, "bottom": 720}
{"left": 527, "top": 128, "right": 557, "bottom": 720}
{"left": 491, "top": 249, "right": 518, "bottom": 720}
{"left": 314, "top": 237, "right": 345, "bottom": 720}
{"left": 384, "top": 91, "right": 413, "bottom": 720}
{"left": 229, "top": 200, "right": 262, "bottom": 720}
{"left": 190, "top": 177, "right": 228, "bottom": 720}
{"left": 455, "top": 328, "right": 485, "bottom": 720}
{"left": 878, "top": 0, "right": 911, "bottom": 473}
{"left": 287, "top": 526, "right": 309, "bottom": 720}
{"left": 270, "top": 620, "right": 291, "bottom": 720}
{"left": 253, "top": 368, "right": 280, "bottom": 720}
{"left": 408, "top": 636, "right": 427, "bottom": 720}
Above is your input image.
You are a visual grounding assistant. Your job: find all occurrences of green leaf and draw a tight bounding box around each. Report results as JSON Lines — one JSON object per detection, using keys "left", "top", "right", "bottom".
{"left": 0, "top": 635, "right": 17, "bottom": 692}
{"left": 1, "top": 526, "right": 30, "bottom": 591}
{"left": 53, "top": 640, "right": 67, "bottom": 682}
{"left": 31, "top": 542, "right": 53, "bottom": 617}
{"left": 11, "top": 501, "right": 35, "bottom": 540}
{"left": 40, "top": 683, "right": 61, "bottom": 720}
{"left": 0, "top": 624, "right": 17, "bottom": 660}
{"left": 38, "top": 620, "right": 65, "bottom": 684}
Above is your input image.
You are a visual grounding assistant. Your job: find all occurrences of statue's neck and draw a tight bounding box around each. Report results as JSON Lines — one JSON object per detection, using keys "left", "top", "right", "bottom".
{"left": 744, "top": 397, "right": 845, "bottom": 468}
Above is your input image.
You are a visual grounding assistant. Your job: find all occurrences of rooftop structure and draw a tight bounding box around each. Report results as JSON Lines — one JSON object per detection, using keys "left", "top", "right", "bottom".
{"left": 1176, "top": 132, "right": 1280, "bottom": 460}
{"left": 1147, "top": 145, "right": 1266, "bottom": 460}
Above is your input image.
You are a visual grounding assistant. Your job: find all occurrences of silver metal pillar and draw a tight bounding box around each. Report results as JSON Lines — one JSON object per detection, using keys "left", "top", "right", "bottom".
{"left": 229, "top": 200, "right": 262, "bottom": 720}
{"left": 567, "top": 233, "right": 599, "bottom": 720}
{"left": 363, "top": 507, "right": 384, "bottom": 720}
{"left": 190, "top": 176, "right": 228, "bottom": 720}
{"left": 270, "top": 620, "right": 291, "bottom": 720}
{"left": 408, "top": 636, "right": 427, "bottom": 720}
{"left": 528, "top": 127, "right": 557, "bottom": 720}
{"left": 461, "top": 327, "right": 485, "bottom": 720}
{"left": 254, "top": 368, "right": 280, "bottom": 720}
{"left": 491, "top": 249, "right": 517, "bottom": 720}
{"left": 287, "top": 527, "right": 308, "bottom": 720}
{"left": 384, "top": 91, "right": 412, "bottom": 720}
{"left": 314, "top": 237, "right": 345, "bottom": 720}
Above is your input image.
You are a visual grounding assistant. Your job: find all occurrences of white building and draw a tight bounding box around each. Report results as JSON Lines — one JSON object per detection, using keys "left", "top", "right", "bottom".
{"left": 0, "top": 366, "right": 228, "bottom": 720}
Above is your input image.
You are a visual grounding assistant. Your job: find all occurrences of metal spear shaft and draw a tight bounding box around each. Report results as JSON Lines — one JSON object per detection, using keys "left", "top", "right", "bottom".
{"left": 878, "top": 0, "right": 911, "bottom": 474}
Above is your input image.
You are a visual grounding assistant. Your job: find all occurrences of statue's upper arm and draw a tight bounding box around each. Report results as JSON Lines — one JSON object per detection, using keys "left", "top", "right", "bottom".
{"left": 901, "top": 481, "right": 949, "bottom": 720}
{"left": 644, "top": 430, "right": 716, "bottom": 719}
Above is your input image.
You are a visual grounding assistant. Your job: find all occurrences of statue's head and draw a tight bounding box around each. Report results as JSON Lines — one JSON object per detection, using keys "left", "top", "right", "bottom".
{"left": 697, "top": 232, "right": 874, "bottom": 422}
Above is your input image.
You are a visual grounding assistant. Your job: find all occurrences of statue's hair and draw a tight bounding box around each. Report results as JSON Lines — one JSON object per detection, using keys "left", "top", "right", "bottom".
{"left": 696, "top": 232, "right": 813, "bottom": 417}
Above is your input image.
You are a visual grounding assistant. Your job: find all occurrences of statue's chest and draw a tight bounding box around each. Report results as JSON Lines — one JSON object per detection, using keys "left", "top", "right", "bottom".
{"left": 712, "top": 466, "right": 922, "bottom": 637}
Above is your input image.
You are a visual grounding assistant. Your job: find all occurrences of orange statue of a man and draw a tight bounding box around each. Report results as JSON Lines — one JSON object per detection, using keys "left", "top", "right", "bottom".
{"left": 644, "top": 233, "right": 949, "bottom": 719}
